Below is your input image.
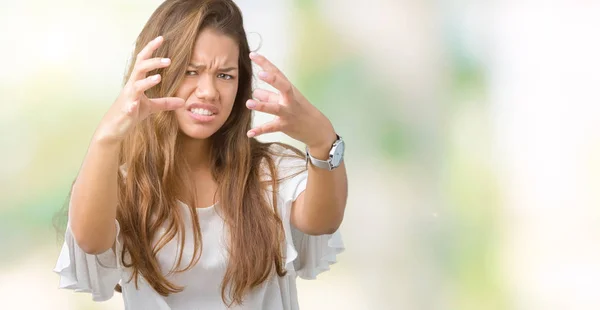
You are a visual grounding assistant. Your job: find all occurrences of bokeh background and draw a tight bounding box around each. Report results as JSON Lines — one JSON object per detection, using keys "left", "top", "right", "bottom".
{"left": 1, "top": 0, "right": 599, "bottom": 309}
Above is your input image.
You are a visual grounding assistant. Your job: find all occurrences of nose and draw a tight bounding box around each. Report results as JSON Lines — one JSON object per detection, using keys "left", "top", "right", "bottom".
{"left": 194, "top": 74, "right": 218, "bottom": 102}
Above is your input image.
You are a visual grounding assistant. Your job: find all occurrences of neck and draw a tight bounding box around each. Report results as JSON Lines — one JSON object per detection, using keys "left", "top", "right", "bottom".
{"left": 178, "top": 133, "right": 213, "bottom": 171}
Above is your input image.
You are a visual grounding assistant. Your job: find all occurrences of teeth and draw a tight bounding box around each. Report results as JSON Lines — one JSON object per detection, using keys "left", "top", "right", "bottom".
{"left": 191, "top": 108, "right": 214, "bottom": 116}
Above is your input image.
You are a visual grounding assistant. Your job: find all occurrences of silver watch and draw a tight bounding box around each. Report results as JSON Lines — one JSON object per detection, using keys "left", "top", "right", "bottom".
{"left": 305, "top": 135, "right": 345, "bottom": 171}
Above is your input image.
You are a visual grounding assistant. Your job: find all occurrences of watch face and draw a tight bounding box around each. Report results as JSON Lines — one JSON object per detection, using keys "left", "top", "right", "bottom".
{"left": 331, "top": 140, "right": 345, "bottom": 167}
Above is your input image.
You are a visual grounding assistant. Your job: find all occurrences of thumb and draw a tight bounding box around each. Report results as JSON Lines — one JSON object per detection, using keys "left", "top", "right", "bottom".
{"left": 148, "top": 97, "right": 185, "bottom": 113}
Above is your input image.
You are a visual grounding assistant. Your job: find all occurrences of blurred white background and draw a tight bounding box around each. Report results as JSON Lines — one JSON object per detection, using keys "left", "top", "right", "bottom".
{"left": 0, "top": 0, "right": 599, "bottom": 309}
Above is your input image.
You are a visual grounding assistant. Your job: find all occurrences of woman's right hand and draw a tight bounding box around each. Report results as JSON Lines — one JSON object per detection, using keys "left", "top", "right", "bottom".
{"left": 94, "top": 36, "right": 185, "bottom": 144}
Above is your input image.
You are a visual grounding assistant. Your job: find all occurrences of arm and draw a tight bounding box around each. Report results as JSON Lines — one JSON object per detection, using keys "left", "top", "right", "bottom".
{"left": 69, "top": 35, "right": 184, "bottom": 254}
{"left": 246, "top": 53, "right": 348, "bottom": 236}
{"left": 68, "top": 138, "right": 121, "bottom": 254}
{"left": 291, "top": 132, "right": 348, "bottom": 235}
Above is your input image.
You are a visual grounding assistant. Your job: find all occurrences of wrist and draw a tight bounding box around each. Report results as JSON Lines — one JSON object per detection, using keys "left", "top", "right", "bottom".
{"left": 93, "top": 114, "right": 134, "bottom": 146}
{"left": 92, "top": 127, "right": 124, "bottom": 148}
{"left": 306, "top": 130, "right": 338, "bottom": 160}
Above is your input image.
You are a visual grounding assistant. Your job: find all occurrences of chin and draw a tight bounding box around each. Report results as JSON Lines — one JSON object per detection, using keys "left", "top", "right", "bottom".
{"left": 178, "top": 124, "right": 223, "bottom": 140}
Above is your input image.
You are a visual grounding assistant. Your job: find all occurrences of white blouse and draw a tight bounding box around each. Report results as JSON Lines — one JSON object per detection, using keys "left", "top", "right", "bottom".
{"left": 53, "top": 146, "right": 344, "bottom": 309}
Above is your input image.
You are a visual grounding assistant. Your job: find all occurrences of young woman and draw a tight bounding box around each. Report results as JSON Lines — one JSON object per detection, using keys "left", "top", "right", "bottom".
{"left": 53, "top": 0, "right": 347, "bottom": 309}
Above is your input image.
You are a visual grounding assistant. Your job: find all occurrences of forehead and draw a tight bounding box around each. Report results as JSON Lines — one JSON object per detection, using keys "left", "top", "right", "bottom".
{"left": 190, "top": 28, "right": 239, "bottom": 66}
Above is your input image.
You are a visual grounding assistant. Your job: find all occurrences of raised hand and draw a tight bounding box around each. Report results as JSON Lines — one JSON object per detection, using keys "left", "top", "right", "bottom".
{"left": 95, "top": 36, "right": 185, "bottom": 143}
{"left": 246, "top": 52, "right": 337, "bottom": 152}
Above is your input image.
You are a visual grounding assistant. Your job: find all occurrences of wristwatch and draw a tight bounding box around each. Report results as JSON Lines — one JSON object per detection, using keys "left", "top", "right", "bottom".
{"left": 305, "top": 135, "right": 345, "bottom": 171}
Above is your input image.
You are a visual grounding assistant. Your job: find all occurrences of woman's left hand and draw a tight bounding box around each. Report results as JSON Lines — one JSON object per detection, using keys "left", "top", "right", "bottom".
{"left": 246, "top": 52, "right": 337, "bottom": 153}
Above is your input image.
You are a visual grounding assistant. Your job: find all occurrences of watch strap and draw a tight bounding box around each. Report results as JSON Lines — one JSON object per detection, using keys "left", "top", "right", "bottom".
{"left": 305, "top": 134, "right": 343, "bottom": 171}
{"left": 305, "top": 147, "right": 334, "bottom": 170}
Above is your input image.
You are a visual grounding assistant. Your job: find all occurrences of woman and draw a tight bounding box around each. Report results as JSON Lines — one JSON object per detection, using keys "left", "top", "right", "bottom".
{"left": 53, "top": 0, "right": 347, "bottom": 309}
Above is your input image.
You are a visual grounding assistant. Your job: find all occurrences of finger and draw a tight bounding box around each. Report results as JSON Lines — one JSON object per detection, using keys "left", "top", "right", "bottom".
{"left": 133, "top": 36, "right": 164, "bottom": 79}
{"left": 247, "top": 119, "right": 281, "bottom": 138}
{"left": 257, "top": 71, "right": 294, "bottom": 98}
{"left": 132, "top": 57, "right": 171, "bottom": 80}
{"left": 136, "top": 36, "right": 164, "bottom": 62}
{"left": 246, "top": 99, "right": 283, "bottom": 115}
{"left": 132, "top": 74, "right": 161, "bottom": 97}
{"left": 249, "top": 52, "right": 281, "bottom": 73}
{"left": 148, "top": 97, "right": 185, "bottom": 112}
{"left": 249, "top": 52, "right": 293, "bottom": 97}
{"left": 252, "top": 88, "right": 280, "bottom": 104}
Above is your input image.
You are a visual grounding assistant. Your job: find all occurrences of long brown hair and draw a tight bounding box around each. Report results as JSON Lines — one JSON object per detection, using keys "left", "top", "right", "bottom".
{"left": 113, "top": 0, "right": 303, "bottom": 306}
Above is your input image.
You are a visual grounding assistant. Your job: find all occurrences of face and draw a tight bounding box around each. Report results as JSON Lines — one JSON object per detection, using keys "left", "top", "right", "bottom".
{"left": 174, "top": 28, "right": 240, "bottom": 140}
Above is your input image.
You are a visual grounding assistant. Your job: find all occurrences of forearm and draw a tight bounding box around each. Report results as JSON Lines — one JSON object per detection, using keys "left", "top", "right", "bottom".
{"left": 294, "top": 134, "right": 348, "bottom": 235}
{"left": 68, "top": 135, "right": 121, "bottom": 254}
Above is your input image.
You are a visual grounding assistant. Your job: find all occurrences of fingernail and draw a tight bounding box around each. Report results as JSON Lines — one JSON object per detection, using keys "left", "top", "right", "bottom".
{"left": 246, "top": 100, "right": 256, "bottom": 109}
{"left": 161, "top": 58, "right": 170, "bottom": 64}
{"left": 154, "top": 36, "right": 163, "bottom": 42}
{"left": 247, "top": 131, "right": 256, "bottom": 138}
{"left": 151, "top": 74, "right": 160, "bottom": 81}
{"left": 258, "top": 71, "right": 268, "bottom": 79}
{"left": 249, "top": 52, "right": 259, "bottom": 59}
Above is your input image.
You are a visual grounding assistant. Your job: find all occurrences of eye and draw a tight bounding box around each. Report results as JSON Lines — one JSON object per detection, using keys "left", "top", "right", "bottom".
{"left": 185, "top": 70, "right": 198, "bottom": 76}
{"left": 217, "top": 73, "right": 234, "bottom": 80}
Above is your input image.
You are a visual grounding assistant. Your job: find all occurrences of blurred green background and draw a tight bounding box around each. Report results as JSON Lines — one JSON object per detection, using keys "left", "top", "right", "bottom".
{"left": 1, "top": 0, "right": 600, "bottom": 309}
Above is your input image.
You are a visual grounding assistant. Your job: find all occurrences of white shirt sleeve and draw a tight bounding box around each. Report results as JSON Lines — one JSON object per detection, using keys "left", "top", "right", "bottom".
{"left": 274, "top": 145, "right": 345, "bottom": 279}
{"left": 53, "top": 217, "right": 122, "bottom": 301}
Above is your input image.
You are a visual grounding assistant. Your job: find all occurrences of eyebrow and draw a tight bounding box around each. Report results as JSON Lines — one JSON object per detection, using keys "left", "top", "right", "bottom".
{"left": 188, "top": 63, "right": 238, "bottom": 72}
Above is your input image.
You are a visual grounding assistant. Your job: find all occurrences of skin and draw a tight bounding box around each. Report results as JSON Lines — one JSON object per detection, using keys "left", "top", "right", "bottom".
{"left": 69, "top": 36, "right": 185, "bottom": 254}
{"left": 246, "top": 52, "right": 347, "bottom": 235}
{"left": 69, "top": 28, "right": 347, "bottom": 256}
{"left": 175, "top": 29, "right": 240, "bottom": 168}
{"left": 173, "top": 29, "right": 240, "bottom": 207}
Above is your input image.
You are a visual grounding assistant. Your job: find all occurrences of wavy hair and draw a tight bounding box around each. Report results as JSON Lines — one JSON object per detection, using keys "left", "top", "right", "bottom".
{"left": 92, "top": 0, "right": 302, "bottom": 306}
